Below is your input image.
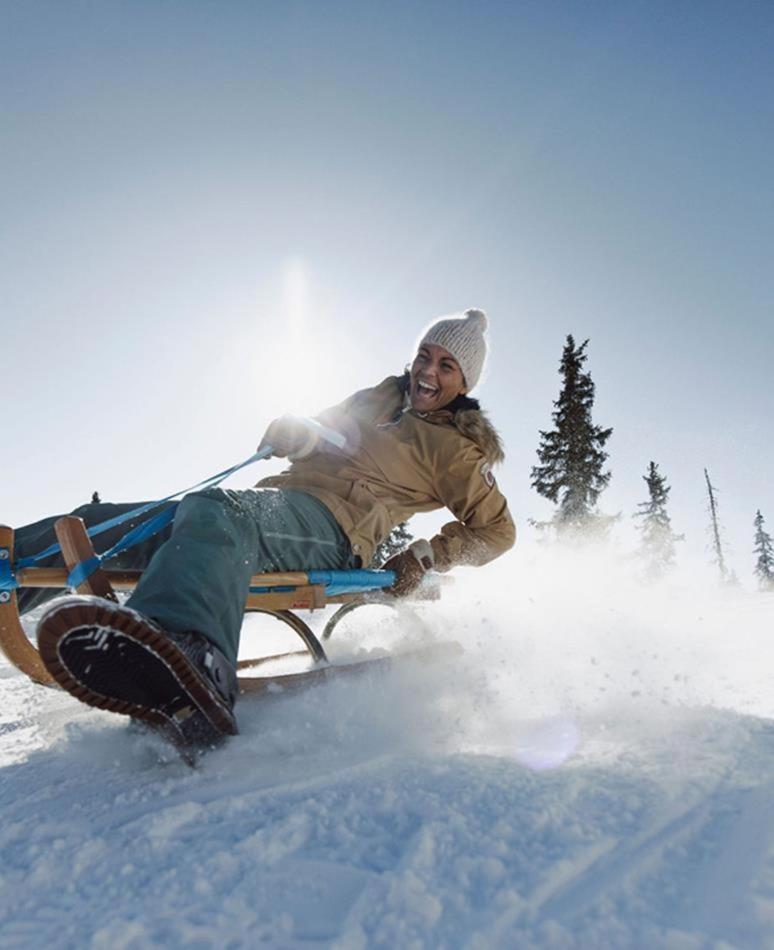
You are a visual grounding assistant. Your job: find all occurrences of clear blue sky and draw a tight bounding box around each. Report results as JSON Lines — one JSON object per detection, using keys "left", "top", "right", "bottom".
{"left": 2, "top": 1, "right": 772, "bottom": 581}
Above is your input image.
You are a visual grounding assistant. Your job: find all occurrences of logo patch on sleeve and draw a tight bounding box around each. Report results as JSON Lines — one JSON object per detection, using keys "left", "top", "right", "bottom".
{"left": 480, "top": 461, "right": 496, "bottom": 488}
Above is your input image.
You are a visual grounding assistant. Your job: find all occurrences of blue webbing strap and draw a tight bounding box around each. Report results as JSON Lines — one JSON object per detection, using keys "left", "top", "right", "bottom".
{"left": 249, "top": 569, "right": 396, "bottom": 598}
{"left": 16, "top": 448, "right": 271, "bottom": 572}
{"left": 66, "top": 505, "right": 180, "bottom": 588}
{"left": 0, "top": 546, "right": 17, "bottom": 592}
{"left": 308, "top": 569, "right": 397, "bottom": 597}
{"left": 63, "top": 448, "right": 274, "bottom": 587}
{"left": 14, "top": 445, "right": 271, "bottom": 569}
{"left": 8, "top": 447, "right": 273, "bottom": 592}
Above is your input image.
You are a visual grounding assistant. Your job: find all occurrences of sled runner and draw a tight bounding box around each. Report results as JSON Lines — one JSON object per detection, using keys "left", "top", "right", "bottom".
{"left": 0, "top": 517, "right": 442, "bottom": 695}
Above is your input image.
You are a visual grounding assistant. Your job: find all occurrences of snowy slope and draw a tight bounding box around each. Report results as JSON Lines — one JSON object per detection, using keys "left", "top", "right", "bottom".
{"left": 2, "top": 547, "right": 774, "bottom": 949}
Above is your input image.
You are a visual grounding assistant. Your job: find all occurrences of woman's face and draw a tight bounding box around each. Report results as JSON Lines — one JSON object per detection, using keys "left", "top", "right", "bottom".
{"left": 409, "top": 343, "right": 467, "bottom": 412}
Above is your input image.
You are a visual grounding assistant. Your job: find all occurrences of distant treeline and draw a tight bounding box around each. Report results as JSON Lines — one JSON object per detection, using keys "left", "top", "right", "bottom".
{"left": 528, "top": 335, "right": 774, "bottom": 590}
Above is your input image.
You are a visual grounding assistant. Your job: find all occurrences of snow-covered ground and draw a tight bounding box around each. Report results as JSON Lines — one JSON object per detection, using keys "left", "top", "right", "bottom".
{"left": 2, "top": 547, "right": 774, "bottom": 949}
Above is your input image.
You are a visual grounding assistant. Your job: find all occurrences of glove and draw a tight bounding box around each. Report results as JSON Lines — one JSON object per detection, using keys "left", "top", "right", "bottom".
{"left": 258, "top": 415, "right": 319, "bottom": 460}
{"left": 382, "top": 540, "right": 435, "bottom": 598}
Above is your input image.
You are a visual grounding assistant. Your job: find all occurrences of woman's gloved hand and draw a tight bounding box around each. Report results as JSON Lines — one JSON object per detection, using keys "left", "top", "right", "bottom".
{"left": 382, "top": 540, "right": 435, "bottom": 597}
{"left": 258, "top": 415, "right": 319, "bottom": 460}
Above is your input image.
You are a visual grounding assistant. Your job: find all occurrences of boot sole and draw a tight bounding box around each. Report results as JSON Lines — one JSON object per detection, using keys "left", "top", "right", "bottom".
{"left": 37, "top": 597, "right": 238, "bottom": 747}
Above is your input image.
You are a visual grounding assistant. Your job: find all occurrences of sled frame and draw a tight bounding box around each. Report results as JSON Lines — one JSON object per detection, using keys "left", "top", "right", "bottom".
{"left": 0, "top": 518, "right": 433, "bottom": 694}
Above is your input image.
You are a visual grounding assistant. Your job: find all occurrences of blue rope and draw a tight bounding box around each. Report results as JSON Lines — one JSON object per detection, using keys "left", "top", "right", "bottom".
{"left": 13, "top": 448, "right": 273, "bottom": 587}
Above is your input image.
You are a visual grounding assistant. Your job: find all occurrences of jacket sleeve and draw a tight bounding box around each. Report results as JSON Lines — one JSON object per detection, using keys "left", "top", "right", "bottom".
{"left": 429, "top": 444, "right": 516, "bottom": 570}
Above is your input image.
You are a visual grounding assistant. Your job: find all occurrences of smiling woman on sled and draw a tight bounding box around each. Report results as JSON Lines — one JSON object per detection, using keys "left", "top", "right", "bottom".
{"left": 23, "top": 308, "right": 515, "bottom": 749}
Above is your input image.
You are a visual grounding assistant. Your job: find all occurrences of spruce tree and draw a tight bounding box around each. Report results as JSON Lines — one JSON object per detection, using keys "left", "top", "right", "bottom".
{"left": 633, "top": 461, "right": 682, "bottom": 579}
{"left": 753, "top": 510, "right": 774, "bottom": 591}
{"left": 531, "top": 335, "right": 613, "bottom": 535}
{"left": 371, "top": 522, "right": 414, "bottom": 567}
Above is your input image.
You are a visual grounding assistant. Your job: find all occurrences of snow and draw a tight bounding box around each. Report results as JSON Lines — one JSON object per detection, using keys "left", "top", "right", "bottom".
{"left": 2, "top": 547, "right": 774, "bottom": 948}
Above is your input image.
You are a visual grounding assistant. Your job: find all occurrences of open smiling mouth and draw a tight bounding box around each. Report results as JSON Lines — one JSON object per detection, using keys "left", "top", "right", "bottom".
{"left": 415, "top": 379, "right": 439, "bottom": 398}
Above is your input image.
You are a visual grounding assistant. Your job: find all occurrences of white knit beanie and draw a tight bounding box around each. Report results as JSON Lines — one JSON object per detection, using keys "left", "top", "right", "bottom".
{"left": 417, "top": 308, "right": 489, "bottom": 391}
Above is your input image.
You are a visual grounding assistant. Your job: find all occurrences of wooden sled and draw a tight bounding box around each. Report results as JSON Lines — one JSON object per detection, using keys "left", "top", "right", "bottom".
{"left": 0, "top": 518, "right": 445, "bottom": 696}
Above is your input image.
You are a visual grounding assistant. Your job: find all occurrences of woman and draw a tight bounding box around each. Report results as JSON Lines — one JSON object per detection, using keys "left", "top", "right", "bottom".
{"left": 33, "top": 308, "right": 515, "bottom": 747}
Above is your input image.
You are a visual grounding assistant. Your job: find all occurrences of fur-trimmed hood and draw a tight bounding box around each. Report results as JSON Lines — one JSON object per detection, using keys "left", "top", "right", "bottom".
{"left": 454, "top": 407, "right": 506, "bottom": 467}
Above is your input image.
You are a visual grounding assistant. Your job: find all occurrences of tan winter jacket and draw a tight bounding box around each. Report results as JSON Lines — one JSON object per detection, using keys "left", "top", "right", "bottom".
{"left": 256, "top": 375, "right": 516, "bottom": 569}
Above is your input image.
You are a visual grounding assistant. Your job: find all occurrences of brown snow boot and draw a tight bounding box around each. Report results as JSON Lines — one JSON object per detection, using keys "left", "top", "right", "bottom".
{"left": 37, "top": 596, "right": 238, "bottom": 752}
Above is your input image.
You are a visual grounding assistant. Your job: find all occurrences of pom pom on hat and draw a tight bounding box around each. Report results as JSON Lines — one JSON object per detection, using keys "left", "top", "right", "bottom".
{"left": 464, "top": 308, "right": 488, "bottom": 333}
{"left": 417, "top": 307, "right": 489, "bottom": 391}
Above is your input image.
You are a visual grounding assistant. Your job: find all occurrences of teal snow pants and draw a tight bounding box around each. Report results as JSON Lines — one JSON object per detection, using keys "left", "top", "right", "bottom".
{"left": 126, "top": 488, "right": 354, "bottom": 663}
{"left": 15, "top": 488, "right": 354, "bottom": 664}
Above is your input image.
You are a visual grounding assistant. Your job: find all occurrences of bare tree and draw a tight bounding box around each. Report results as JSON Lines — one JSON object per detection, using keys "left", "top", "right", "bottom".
{"left": 704, "top": 469, "right": 736, "bottom": 584}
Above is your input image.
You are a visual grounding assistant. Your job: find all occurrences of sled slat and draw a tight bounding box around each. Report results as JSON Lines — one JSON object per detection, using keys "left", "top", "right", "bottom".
{"left": 245, "top": 585, "right": 326, "bottom": 612}
{"left": 54, "top": 516, "right": 118, "bottom": 602}
{"left": 249, "top": 572, "right": 312, "bottom": 587}
{"left": 15, "top": 567, "right": 144, "bottom": 589}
